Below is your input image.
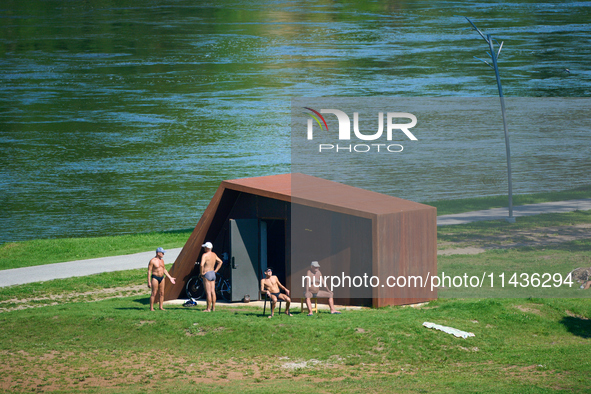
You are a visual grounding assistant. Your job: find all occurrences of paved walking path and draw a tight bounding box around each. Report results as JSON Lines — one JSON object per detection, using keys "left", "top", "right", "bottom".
{"left": 1, "top": 198, "right": 590, "bottom": 288}
{"left": 0, "top": 248, "right": 183, "bottom": 288}
{"left": 437, "top": 199, "right": 591, "bottom": 225}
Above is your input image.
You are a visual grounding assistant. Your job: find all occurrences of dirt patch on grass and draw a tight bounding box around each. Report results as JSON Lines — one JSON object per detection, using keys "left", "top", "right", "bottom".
{"left": 438, "top": 246, "right": 487, "bottom": 256}
{"left": 0, "top": 350, "right": 579, "bottom": 392}
{"left": 0, "top": 284, "right": 145, "bottom": 313}
{"left": 185, "top": 324, "right": 228, "bottom": 336}
{"left": 0, "top": 352, "right": 333, "bottom": 392}
{"left": 439, "top": 224, "right": 591, "bottom": 255}
{"left": 281, "top": 359, "right": 323, "bottom": 370}
{"left": 501, "top": 364, "right": 558, "bottom": 383}
{"left": 565, "top": 310, "right": 590, "bottom": 320}
{"left": 514, "top": 304, "right": 544, "bottom": 315}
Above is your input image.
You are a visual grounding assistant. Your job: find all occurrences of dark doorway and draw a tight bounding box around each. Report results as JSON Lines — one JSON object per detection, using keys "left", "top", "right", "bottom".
{"left": 262, "top": 219, "right": 287, "bottom": 287}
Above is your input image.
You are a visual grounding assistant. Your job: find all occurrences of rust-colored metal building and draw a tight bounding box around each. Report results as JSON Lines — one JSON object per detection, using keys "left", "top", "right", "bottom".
{"left": 164, "top": 173, "right": 437, "bottom": 307}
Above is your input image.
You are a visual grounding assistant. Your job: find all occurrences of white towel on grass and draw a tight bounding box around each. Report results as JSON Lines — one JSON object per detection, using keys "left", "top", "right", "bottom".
{"left": 423, "top": 322, "right": 475, "bottom": 338}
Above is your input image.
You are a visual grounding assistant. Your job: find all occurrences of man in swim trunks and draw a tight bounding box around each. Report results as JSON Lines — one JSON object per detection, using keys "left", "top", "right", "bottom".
{"left": 304, "top": 261, "right": 340, "bottom": 315}
{"left": 260, "top": 267, "right": 292, "bottom": 318}
{"left": 200, "top": 242, "right": 223, "bottom": 312}
{"left": 147, "top": 247, "right": 176, "bottom": 311}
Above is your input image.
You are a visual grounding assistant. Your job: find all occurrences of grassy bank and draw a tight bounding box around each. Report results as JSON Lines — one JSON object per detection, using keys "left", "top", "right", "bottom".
{"left": 438, "top": 242, "right": 591, "bottom": 298}
{"left": 0, "top": 229, "right": 192, "bottom": 271}
{"left": 0, "top": 296, "right": 589, "bottom": 393}
{"left": 0, "top": 268, "right": 148, "bottom": 311}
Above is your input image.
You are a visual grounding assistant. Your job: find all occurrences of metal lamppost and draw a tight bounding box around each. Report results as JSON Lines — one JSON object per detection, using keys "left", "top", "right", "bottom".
{"left": 464, "top": 17, "right": 515, "bottom": 223}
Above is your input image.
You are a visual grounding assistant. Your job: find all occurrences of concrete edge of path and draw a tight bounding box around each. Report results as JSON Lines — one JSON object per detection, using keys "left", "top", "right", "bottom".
{"left": 437, "top": 199, "right": 591, "bottom": 226}
{"left": 163, "top": 298, "right": 366, "bottom": 311}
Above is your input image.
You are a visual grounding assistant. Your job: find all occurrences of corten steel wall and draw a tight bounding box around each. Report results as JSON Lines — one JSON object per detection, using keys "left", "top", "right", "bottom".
{"left": 373, "top": 208, "right": 437, "bottom": 308}
{"left": 164, "top": 185, "right": 226, "bottom": 300}
{"left": 165, "top": 173, "right": 437, "bottom": 306}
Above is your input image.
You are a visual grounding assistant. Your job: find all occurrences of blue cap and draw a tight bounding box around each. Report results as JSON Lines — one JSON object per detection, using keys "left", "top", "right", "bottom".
{"left": 156, "top": 247, "right": 165, "bottom": 254}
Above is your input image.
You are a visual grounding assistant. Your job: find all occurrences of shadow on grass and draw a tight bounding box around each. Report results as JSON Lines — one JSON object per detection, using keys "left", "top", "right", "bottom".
{"left": 133, "top": 297, "right": 150, "bottom": 305}
{"left": 560, "top": 316, "right": 591, "bottom": 338}
{"left": 517, "top": 239, "right": 591, "bottom": 253}
{"left": 168, "top": 306, "right": 309, "bottom": 318}
{"left": 179, "top": 307, "right": 268, "bottom": 318}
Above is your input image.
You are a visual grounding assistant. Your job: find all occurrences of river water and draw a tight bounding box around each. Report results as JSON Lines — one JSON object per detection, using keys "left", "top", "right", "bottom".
{"left": 1, "top": 0, "right": 590, "bottom": 243}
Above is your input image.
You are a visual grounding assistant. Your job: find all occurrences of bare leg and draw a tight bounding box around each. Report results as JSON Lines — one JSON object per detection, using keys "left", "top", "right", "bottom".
{"left": 328, "top": 297, "right": 341, "bottom": 314}
{"left": 203, "top": 278, "right": 211, "bottom": 312}
{"left": 158, "top": 280, "right": 166, "bottom": 310}
{"left": 211, "top": 281, "right": 217, "bottom": 312}
{"left": 281, "top": 295, "right": 292, "bottom": 316}
{"left": 305, "top": 298, "right": 313, "bottom": 315}
{"left": 150, "top": 278, "right": 159, "bottom": 311}
{"left": 328, "top": 297, "right": 336, "bottom": 313}
{"left": 583, "top": 280, "right": 591, "bottom": 290}
{"left": 269, "top": 295, "right": 277, "bottom": 318}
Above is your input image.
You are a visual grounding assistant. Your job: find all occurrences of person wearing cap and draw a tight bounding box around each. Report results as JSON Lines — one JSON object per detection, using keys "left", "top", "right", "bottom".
{"left": 200, "top": 242, "right": 223, "bottom": 312}
{"left": 147, "top": 247, "right": 176, "bottom": 311}
{"left": 305, "top": 261, "right": 340, "bottom": 315}
{"left": 260, "top": 267, "right": 292, "bottom": 318}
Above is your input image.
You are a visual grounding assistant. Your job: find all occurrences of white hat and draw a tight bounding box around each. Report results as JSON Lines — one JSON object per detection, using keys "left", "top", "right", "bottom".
{"left": 202, "top": 242, "right": 213, "bottom": 249}
{"left": 311, "top": 261, "right": 320, "bottom": 267}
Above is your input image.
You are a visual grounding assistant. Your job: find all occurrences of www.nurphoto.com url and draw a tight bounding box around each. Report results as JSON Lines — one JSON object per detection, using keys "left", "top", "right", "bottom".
{"left": 302, "top": 272, "right": 575, "bottom": 292}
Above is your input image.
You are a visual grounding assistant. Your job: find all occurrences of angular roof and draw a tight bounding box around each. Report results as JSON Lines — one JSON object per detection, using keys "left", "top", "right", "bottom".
{"left": 223, "top": 173, "right": 432, "bottom": 218}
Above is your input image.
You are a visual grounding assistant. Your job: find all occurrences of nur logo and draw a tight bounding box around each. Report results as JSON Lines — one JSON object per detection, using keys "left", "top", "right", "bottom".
{"left": 303, "top": 107, "right": 417, "bottom": 153}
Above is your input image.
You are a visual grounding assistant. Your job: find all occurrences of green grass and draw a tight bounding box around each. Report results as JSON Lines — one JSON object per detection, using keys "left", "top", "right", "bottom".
{"left": 0, "top": 296, "right": 589, "bottom": 392}
{"left": 425, "top": 184, "right": 591, "bottom": 215}
{"left": 0, "top": 229, "right": 192, "bottom": 270}
{"left": 0, "top": 268, "right": 146, "bottom": 308}
{"left": 436, "top": 210, "right": 591, "bottom": 298}
{"left": 0, "top": 192, "right": 589, "bottom": 392}
{"left": 438, "top": 242, "right": 591, "bottom": 298}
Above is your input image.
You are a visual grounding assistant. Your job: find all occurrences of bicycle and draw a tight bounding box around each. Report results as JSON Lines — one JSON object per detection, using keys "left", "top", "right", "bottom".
{"left": 185, "top": 271, "right": 231, "bottom": 302}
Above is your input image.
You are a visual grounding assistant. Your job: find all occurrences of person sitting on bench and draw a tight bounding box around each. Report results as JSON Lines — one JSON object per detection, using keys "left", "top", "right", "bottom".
{"left": 304, "top": 261, "right": 341, "bottom": 315}
{"left": 260, "top": 267, "right": 292, "bottom": 318}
